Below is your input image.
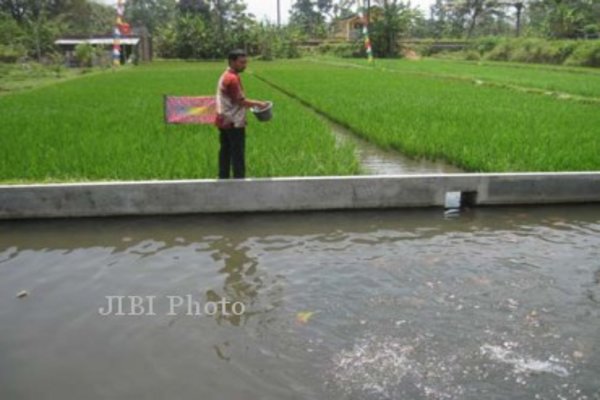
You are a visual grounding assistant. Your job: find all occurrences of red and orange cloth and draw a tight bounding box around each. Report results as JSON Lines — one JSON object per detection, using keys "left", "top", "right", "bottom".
{"left": 164, "top": 96, "right": 217, "bottom": 125}
{"left": 165, "top": 68, "right": 246, "bottom": 128}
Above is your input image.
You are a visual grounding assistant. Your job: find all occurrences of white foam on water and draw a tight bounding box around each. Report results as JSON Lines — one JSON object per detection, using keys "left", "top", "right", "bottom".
{"left": 480, "top": 344, "right": 570, "bottom": 378}
{"left": 330, "top": 337, "right": 414, "bottom": 398}
{"left": 328, "top": 335, "right": 464, "bottom": 400}
{"left": 327, "top": 336, "right": 581, "bottom": 399}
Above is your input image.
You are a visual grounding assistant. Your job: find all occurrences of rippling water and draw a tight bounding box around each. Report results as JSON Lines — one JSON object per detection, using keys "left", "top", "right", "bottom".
{"left": 1, "top": 205, "right": 599, "bottom": 399}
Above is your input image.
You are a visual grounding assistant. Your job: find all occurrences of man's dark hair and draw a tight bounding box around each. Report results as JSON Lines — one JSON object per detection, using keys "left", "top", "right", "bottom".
{"left": 228, "top": 49, "right": 247, "bottom": 62}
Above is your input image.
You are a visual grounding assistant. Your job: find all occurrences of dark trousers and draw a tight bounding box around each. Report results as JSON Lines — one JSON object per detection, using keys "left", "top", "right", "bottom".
{"left": 218, "top": 127, "right": 245, "bottom": 179}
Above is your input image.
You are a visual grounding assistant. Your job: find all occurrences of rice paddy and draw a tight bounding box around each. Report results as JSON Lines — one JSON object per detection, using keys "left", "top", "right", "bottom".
{"left": 0, "top": 61, "right": 359, "bottom": 183}
{"left": 254, "top": 60, "right": 600, "bottom": 172}
{"left": 311, "top": 56, "right": 600, "bottom": 99}
{"left": 1, "top": 57, "right": 599, "bottom": 183}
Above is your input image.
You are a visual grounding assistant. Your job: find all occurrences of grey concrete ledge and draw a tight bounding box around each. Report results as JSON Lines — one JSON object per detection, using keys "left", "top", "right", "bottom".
{"left": 1, "top": 172, "right": 600, "bottom": 219}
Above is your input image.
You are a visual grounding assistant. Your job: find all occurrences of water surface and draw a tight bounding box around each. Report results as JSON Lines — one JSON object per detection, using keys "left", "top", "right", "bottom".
{"left": 1, "top": 206, "right": 599, "bottom": 399}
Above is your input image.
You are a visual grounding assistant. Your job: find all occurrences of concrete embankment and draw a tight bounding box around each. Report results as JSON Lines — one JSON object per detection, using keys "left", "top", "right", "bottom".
{"left": 1, "top": 172, "right": 600, "bottom": 219}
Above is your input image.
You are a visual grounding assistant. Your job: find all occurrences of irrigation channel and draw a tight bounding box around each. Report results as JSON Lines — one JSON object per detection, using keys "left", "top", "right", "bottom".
{"left": 253, "top": 73, "right": 465, "bottom": 175}
{"left": 1, "top": 205, "right": 599, "bottom": 399}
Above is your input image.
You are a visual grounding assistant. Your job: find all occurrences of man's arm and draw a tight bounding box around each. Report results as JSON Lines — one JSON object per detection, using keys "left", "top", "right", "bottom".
{"left": 241, "top": 99, "right": 268, "bottom": 109}
{"left": 225, "top": 76, "right": 267, "bottom": 109}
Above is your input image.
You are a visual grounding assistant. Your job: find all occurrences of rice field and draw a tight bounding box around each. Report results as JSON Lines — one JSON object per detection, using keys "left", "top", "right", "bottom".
{"left": 0, "top": 61, "right": 359, "bottom": 183}
{"left": 254, "top": 60, "right": 600, "bottom": 172}
{"left": 1, "top": 57, "right": 599, "bottom": 183}
{"left": 312, "top": 56, "right": 600, "bottom": 99}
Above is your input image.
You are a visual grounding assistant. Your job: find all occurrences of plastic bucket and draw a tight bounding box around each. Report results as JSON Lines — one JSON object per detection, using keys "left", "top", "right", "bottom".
{"left": 252, "top": 101, "right": 273, "bottom": 122}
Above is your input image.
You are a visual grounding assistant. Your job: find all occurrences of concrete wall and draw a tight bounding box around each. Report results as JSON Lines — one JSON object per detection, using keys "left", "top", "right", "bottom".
{"left": 1, "top": 172, "right": 600, "bottom": 219}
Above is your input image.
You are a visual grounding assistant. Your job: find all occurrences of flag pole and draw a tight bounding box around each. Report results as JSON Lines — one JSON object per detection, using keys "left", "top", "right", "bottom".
{"left": 113, "top": 0, "right": 123, "bottom": 68}
{"left": 361, "top": 0, "right": 373, "bottom": 63}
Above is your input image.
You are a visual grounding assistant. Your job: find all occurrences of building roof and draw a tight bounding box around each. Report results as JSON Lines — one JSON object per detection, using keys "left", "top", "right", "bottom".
{"left": 336, "top": 14, "right": 360, "bottom": 21}
{"left": 55, "top": 38, "right": 140, "bottom": 46}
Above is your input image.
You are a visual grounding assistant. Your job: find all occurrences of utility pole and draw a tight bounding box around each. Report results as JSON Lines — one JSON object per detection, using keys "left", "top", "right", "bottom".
{"left": 515, "top": 2, "right": 523, "bottom": 37}
{"left": 497, "top": 1, "right": 525, "bottom": 37}
{"left": 277, "top": 0, "right": 281, "bottom": 26}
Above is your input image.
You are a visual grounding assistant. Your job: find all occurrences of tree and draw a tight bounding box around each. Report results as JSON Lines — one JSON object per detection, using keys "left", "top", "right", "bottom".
{"left": 174, "top": 13, "right": 210, "bottom": 58}
{"left": 528, "top": 0, "right": 595, "bottom": 38}
{"left": 289, "top": 0, "right": 327, "bottom": 38}
{"left": 0, "top": 0, "right": 117, "bottom": 59}
{"left": 125, "top": 0, "right": 177, "bottom": 34}
{"left": 368, "top": 0, "right": 422, "bottom": 57}
{"left": 177, "top": 0, "right": 210, "bottom": 16}
{"left": 0, "top": 11, "right": 25, "bottom": 44}
{"left": 247, "top": 22, "right": 301, "bottom": 60}
{"left": 159, "top": 0, "right": 255, "bottom": 59}
{"left": 65, "top": 1, "right": 114, "bottom": 35}
{"left": 331, "top": 0, "right": 356, "bottom": 19}
{"left": 428, "top": 0, "right": 515, "bottom": 38}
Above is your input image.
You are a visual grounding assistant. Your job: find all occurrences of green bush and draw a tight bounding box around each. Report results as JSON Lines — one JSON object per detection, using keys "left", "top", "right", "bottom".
{"left": 484, "top": 39, "right": 515, "bottom": 61}
{"left": 510, "top": 39, "right": 550, "bottom": 63}
{"left": 93, "top": 46, "right": 111, "bottom": 68}
{"left": 507, "top": 38, "right": 574, "bottom": 64}
{"left": 0, "top": 44, "right": 26, "bottom": 63}
{"left": 47, "top": 51, "right": 65, "bottom": 77}
{"left": 249, "top": 25, "right": 301, "bottom": 61}
{"left": 315, "top": 41, "right": 363, "bottom": 58}
{"left": 565, "top": 40, "right": 600, "bottom": 67}
{"left": 413, "top": 39, "right": 435, "bottom": 56}
{"left": 463, "top": 50, "right": 480, "bottom": 61}
{"left": 472, "top": 36, "right": 503, "bottom": 55}
{"left": 475, "top": 37, "right": 592, "bottom": 66}
{"left": 74, "top": 42, "right": 93, "bottom": 67}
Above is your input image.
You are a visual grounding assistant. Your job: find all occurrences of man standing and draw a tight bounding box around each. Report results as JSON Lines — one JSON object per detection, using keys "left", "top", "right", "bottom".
{"left": 215, "top": 49, "right": 268, "bottom": 179}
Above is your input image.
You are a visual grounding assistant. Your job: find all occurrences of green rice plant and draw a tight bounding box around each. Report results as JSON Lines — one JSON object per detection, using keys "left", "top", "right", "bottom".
{"left": 256, "top": 61, "right": 600, "bottom": 172}
{"left": 0, "top": 61, "right": 359, "bottom": 183}
{"left": 309, "top": 55, "right": 600, "bottom": 99}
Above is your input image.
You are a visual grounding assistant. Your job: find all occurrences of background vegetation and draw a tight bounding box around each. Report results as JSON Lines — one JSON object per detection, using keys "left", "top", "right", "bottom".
{"left": 1, "top": 0, "right": 599, "bottom": 64}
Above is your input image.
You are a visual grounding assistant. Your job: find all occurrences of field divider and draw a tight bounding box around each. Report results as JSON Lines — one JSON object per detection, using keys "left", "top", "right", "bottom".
{"left": 306, "top": 58, "right": 600, "bottom": 106}
{"left": 253, "top": 73, "right": 466, "bottom": 173}
{"left": 253, "top": 72, "right": 468, "bottom": 171}
{"left": 433, "top": 57, "right": 600, "bottom": 76}
{"left": 2, "top": 172, "right": 600, "bottom": 219}
{"left": 252, "top": 72, "right": 355, "bottom": 128}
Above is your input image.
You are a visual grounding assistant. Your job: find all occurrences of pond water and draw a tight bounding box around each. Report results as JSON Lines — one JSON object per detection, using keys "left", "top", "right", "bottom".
{"left": 1, "top": 205, "right": 599, "bottom": 399}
